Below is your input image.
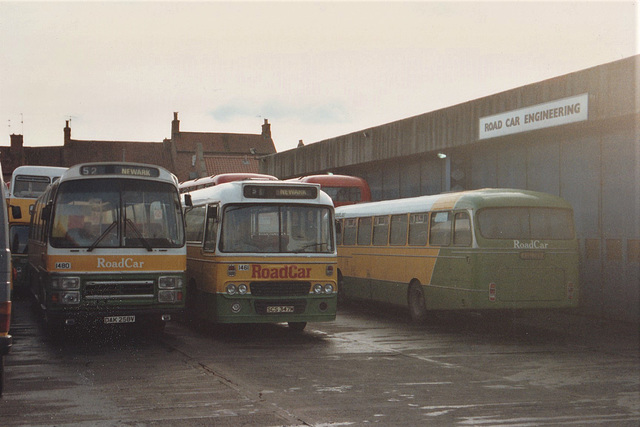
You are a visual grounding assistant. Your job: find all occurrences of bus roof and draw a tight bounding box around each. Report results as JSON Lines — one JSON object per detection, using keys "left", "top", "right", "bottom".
{"left": 58, "top": 163, "right": 179, "bottom": 186}
{"left": 179, "top": 173, "right": 278, "bottom": 192}
{"left": 335, "top": 188, "right": 573, "bottom": 218}
{"left": 10, "top": 165, "right": 68, "bottom": 176}
{"left": 289, "top": 174, "right": 368, "bottom": 185}
{"left": 184, "top": 180, "right": 334, "bottom": 207}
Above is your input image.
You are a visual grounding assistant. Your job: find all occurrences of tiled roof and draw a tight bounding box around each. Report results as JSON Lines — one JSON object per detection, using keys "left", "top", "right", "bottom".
{"left": 204, "top": 155, "right": 260, "bottom": 175}
{"left": 174, "top": 132, "right": 275, "bottom": 155}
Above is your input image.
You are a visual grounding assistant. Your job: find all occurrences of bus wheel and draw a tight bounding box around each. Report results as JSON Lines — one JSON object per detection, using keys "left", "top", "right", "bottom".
{"left": 337, "top": 271, "right": 346, "bottom": 306}
{"left": 408, "top": 281, "right": 428, "bottom": 323}
{"left": 185, "top": 283, "right": 198, "bottom": 325}
{"left": 43, "top": 312, "right": 64, "bottom": 339}
{"left": 288, "top": 322, "right": 307, "bottom": 332}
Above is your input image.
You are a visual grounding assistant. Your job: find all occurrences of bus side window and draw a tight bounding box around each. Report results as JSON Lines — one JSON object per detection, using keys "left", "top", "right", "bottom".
{"left": 409, "top": 213, "right": 428, "bottom": 245}
{"left": 184, "top": 206, "right": 205, "bottom": 243}
{"left": 343, "top": 218, "right": 357, "bottom": 245}
{"left": 203, "top": 204, "right": 218, "bottom": 251}
{"left": 372, "top": 216, "right": 389, "bottom": 246}
{"left": 357, "top": 217, "right": 372, "bottom": 246}
{"left": 453, "top": 212, "right": 472, "bottom": 246}
{"left": 389, "top": 214, "right": 408, "bottom": 245}
{"left": 429, "top": 211, "right": 452, "bottom": 246}
{"left": 335, "top": 219, "right": 343, "bottom": 245}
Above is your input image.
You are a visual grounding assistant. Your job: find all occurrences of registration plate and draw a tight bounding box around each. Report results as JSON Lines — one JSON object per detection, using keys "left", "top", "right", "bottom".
{"left": 104, "top": 315, "right": 136, "bottom": 324}
{"left": 266, "top": 306, "right": 295, "bottom": 314}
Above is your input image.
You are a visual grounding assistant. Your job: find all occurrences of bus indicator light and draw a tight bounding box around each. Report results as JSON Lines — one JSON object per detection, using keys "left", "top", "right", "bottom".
{"left": 326, "top": 265, "right": 334, "bottom": 277}
{"left": 489, "top": 283, "right": 497, "bottom": 301}
{"left": 227, "top": 265, "right": 236, "bottom": 277}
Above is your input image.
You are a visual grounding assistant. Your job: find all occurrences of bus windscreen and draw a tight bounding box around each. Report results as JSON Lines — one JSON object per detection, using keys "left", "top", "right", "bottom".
{"left": 50, "top": 179, "right": 184, "bottom": 249}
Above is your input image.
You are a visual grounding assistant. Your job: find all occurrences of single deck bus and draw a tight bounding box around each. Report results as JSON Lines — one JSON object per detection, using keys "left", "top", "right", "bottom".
{"left": 288, "top": 174, "right": 371, "bottom": 207}
{"left": 335, "top": 188, "right": 579, "bottom": 321}
{"left": 179, "top": 173, "right": 278, "bottom": 193}
{"left": 8, "top": 166, "right": 68, "bottom": 291}
{"left": 0, "top": 161, "right": 12, "bottom": 396}
{"left": 182, "top": 180, "right": 337, "bottom": 331}
{"left": 27, "top": 163, "right": 186, "bottom": 335}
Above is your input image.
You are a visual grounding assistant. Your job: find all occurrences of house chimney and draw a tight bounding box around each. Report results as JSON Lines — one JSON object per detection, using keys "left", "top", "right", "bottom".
{"left": 172, "top": 112, "right": 180, "bottom": 139}
{"left": 64, "top": 120, "right": 71, "bottom": 144}
{"left": 10, "top": 134, "right": 23, "bottom": 149}
{"left": 261, "top": 119, "right": 271, "bottom": 139}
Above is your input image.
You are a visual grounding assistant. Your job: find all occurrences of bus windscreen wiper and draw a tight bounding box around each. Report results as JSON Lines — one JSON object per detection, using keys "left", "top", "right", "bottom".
{"left": 87, "top": 221, "right": 117, "bottom": 252}
{"left": 126, "top": 219, "right": 153, "bottom": 251}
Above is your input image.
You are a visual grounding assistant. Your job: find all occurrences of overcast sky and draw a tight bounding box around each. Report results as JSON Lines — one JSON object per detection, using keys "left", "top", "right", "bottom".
{"left": 1, "top": 1, "right": 637, "bottom": 154}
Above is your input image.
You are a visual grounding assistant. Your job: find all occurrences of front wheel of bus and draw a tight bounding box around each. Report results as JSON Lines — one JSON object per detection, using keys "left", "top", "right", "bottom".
{"left": 408, "top": 281, "right": 428, "bottom": 323}
{"left": 288, "top": 322, "right": 307, "bottom": 332}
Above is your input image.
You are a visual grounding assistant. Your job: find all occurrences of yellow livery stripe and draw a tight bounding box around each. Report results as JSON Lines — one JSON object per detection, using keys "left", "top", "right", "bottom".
{"left": 46, "top": 254, "right": 186, "bottom": 273}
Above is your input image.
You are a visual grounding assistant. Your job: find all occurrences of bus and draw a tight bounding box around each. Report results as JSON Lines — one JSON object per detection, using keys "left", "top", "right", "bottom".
{"left": 335, "top": 188, "right": 579, "bottom": 321}
{"left": 9, "top": 165, "right": 68, "bottom": 199}
{"left": 179, "top": 173, "right": 278, "bottom": 193}
{"left": 8, "top": 166, "right": 68, "bottom": 292}
{"left": 0, "top": 162, "right": 12, "bottom": 396}
{"left": 27, "top": 163, "right": 186, "bottom": 335}
{"left": 182, "top": 180, "right": 337, "bottom": 331}
{"left": 288, "top": 174, "right": 371, "bottom": 207}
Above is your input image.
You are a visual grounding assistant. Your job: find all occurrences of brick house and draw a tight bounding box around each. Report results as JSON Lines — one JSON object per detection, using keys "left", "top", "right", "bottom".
{"left": 1, "top": 112, "right": 277, "bottom": 183}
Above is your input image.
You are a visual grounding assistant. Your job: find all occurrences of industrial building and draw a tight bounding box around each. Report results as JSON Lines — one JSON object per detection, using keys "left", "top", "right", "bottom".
{"left": 262, "top": 56, "right": 639, "bottom": 323}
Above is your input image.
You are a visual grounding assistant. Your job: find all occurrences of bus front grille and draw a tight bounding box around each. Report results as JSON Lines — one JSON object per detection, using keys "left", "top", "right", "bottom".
{"left": 250, "top": 282, "right": 310, "bottom": 297}
{"left": 84, "top": 280, "right": 155, "bottom": 299}
{"left": 254, "top": 300, "right": 307, "bottom": 315}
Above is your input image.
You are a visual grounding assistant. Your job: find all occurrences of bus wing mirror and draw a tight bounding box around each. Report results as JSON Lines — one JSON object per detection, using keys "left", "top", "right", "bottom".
{"left": 10, "top": 205, "right": 22, "bottom": 220}
{"left": 184, "top": 194, "right": 193, "bottom": 208}
{"left": 42, "top": 203, "right": 52, "bottom": 221}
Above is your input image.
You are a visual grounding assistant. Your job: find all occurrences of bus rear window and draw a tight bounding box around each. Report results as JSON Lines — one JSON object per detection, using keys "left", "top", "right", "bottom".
{"left": 477, "top": 207, "right": 574, "bottom": 240}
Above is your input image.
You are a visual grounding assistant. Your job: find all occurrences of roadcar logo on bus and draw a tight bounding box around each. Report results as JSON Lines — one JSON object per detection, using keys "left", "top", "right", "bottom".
{"left": 97, "top": 257, "right": 145, "bottom": 269}
{"left": 251, "top": 265, "right": 311, "bottom": 279}
{"left": 513, "top": 240, "right": 549, "bottom": 249}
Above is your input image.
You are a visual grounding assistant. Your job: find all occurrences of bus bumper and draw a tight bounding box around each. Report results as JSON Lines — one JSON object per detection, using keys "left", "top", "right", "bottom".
{"left": 44, "top": 307, "right": 184, "bottom": 327}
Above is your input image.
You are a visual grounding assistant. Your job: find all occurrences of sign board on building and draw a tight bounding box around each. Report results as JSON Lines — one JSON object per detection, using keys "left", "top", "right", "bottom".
{"left": 479, "top": 93, "right": 588, "bottom": 140}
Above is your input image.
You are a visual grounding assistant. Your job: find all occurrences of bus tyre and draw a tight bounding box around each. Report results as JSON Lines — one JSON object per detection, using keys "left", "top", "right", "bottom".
{"left": 408, "top": 281, "right": 428, "bottom": 323}
{"left": 337, "top": 271, "right": 346, "bottom": 306}
{"left": 288, "top": 322, "right": 307, "bottom": 332}
{"left": 44, "top": 312, "right": 64, "bottom": 339}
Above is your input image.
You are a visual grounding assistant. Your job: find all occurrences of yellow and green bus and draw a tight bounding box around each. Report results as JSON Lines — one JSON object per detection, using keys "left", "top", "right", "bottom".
{"left": 27, "top": 163, "right": 186, "bottom": 335}
{"left": 182, "top": 179, "right": 337, "bottom": 331}
{"left": 335, "top": 188, "right": 579, "bottom": 321}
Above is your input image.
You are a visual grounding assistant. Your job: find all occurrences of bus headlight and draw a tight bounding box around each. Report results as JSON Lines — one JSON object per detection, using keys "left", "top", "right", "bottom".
{"left": 324, "top": 284, "right": 334, "bottom": 294}
{"left": 237, "top": 284, "right": 248, "bottom": 295}
{"left": 226, "top": 284, "right": 237, "bottom": 295}
{"left": 313, "top": 283, "right": 324, "bottom": 294}
{"left": 51, "top": 277, "right": 80, "bottom": 290}
{"left": 159, "top": 276, "right": 183, "bottom": 289}
{"left": 158, "top": 290, "right": 181, "bottom": 303}
{"left": 61, "top": 291, "right": 80, "bottom": 304}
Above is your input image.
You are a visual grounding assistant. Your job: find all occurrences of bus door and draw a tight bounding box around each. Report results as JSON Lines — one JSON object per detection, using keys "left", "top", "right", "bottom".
{"left": 429, "top": 211, "right": 474, "bottom": 309}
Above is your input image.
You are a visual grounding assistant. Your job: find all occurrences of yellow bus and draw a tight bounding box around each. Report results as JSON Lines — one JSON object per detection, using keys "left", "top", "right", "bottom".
{"left": 183, "top": 179, "right": 337, "bottom": 331}
{"left": 335, "top": 189, "right": 579, "bottom": 321}
{"left": 8, "top": 166, "right": 68, "bottom": 292}
{"left": 27, "top": 163, "right": 186, "bottom": 335}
